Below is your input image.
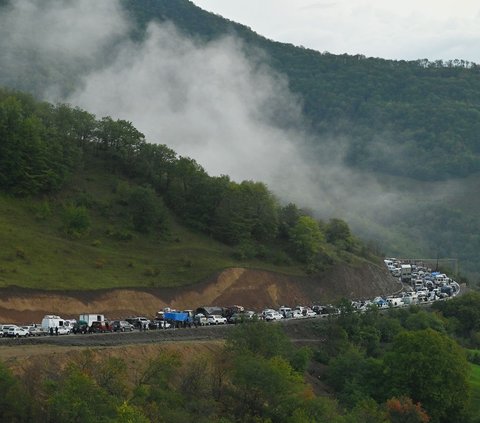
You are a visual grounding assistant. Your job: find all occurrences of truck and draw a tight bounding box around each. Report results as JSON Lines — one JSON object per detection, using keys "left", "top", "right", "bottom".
{"left": 400, "top": 264, "right": 412, "bottom": 283}
{"left": 79, "top": 314, "right": 105, "bottom": 327}
{"left": 164, "top": 312, "right": 191, "bottom": 327}
{"left": 41, "top": 315, "right": 70, "bottom": 334}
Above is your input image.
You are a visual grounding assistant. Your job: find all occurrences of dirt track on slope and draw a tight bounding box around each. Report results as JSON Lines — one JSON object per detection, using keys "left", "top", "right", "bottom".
{"left": 0, "top": 262, "right": 400, "bottom": 324}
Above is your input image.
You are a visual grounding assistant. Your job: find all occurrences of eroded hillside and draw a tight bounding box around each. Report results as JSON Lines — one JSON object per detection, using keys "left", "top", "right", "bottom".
{"left": 0, "top": 262, "right": 400, "bottom": 323}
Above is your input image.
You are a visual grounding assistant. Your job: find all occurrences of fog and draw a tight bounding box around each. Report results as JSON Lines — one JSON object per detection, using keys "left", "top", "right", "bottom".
{"left": 1, "top": 0, "right": 464, "bottom": 249}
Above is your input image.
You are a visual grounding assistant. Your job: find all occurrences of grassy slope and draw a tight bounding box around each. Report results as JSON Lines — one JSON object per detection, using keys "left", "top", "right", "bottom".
{"left": 0, "top": 164, "right": 305, "bottom": 291}
{"left": 470, "top": 363, "right": 480, "bottom": 418}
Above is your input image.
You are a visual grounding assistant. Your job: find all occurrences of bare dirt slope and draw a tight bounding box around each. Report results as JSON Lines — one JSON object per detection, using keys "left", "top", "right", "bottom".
{"left": 0, "top": 262, "right": 400, "bottom": 323}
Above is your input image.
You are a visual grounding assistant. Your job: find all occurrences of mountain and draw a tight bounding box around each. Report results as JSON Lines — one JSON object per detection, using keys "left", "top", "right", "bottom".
{"left": 0, "top": 0, "right": 477, "bottom": 282}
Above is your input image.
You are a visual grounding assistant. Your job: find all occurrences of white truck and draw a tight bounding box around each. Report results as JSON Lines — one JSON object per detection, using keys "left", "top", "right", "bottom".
{"left": 41, "top": 315, "right": 71, "bottom": 334}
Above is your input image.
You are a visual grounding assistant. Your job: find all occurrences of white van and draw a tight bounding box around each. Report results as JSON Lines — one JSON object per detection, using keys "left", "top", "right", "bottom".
{"left": 41, "top": 315, "right": 70, "bottom": 333}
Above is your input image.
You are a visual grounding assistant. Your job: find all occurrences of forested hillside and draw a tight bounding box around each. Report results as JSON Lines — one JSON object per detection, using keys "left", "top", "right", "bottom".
{"left": 0, "top": 0, "right": 478, "bottom": 281}
{"left": 0, "top": 89, "right": 372, "bottom": 289}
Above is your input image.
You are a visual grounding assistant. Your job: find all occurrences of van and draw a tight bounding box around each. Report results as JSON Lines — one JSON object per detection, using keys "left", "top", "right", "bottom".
{"left": 41, "top": 315, "right": 67, "bottom": 332}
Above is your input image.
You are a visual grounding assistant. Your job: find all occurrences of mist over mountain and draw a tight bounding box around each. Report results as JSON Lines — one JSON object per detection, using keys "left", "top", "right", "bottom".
{"left": 0, "top": 0, "right": 478, "bottom": 281}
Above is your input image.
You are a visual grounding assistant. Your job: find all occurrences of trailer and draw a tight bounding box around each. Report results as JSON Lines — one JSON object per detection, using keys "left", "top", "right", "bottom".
{"left": 79, "top": 314, "right": 105, "bottom": 327}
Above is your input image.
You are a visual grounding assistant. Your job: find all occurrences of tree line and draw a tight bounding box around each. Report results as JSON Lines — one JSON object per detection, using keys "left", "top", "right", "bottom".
{"left": 0, "top": 89, "right": 366, "bottom": 271}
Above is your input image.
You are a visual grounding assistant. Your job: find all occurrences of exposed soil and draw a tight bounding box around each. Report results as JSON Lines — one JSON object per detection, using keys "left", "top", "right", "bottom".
{"left": 0, "top": 262, "right": 401, "bottom": 324}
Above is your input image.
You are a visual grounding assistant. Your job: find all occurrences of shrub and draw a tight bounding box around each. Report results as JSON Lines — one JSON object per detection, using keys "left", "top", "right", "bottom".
{"left": 33, "top": 201, "right": 52, "bottom": 220}
{"left": 61, "top": 203, "right": 90, "bottom": 238}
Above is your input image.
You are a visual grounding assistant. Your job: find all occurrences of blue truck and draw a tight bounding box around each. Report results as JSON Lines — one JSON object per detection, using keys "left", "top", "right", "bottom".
{"left": 164, "top": 312, "right": 192, "bottom": 327}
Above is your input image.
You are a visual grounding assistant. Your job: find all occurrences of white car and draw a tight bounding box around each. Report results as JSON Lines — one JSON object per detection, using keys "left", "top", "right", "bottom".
{"left": 286, "top": 310, "right": 303, "bottom": 319}
{"left": 52, "top": 326, "right": 71, "bottom": 335}
{"left": 1, "top": 325, "right": 15, "bottom": 336}
{"left": 264, "top": 311, "right": 283, "bottom": 321}
{"left": 6, "top": 326, "right": 29, "bottom": 337}
{"left": 304, "top": 309, "right": 317, "bottom": 318}
{"left": 207, "top": 315, "right": 227, "bottom": 325}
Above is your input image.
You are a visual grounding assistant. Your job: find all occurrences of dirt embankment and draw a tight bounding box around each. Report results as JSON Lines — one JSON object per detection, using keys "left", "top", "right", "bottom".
{"left": 0, "top": 262, "right": 400, "bottom": 324}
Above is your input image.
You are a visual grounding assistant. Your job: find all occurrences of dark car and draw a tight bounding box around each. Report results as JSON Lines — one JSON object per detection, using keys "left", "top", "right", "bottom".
{"left": 89, "top": 321, "right": 113, "bottom": 333}
{"left": 72, "top": 320, "right": 89, "bottom": 334}
{"left": 112, "top": 320, "right": 134, "bottom": 332}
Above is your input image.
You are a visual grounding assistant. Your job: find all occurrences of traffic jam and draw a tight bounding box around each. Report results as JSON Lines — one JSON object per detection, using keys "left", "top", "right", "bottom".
{"left": 0, "top": 258, "right": 460, "bottom": 338}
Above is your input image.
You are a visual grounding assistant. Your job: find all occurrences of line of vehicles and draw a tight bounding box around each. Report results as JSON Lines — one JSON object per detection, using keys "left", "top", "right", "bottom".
{"left": 0, "top": 258, "right": 460, "bottom": 338}
{"left": 0, "top": 304, "right": 342, "bottom": 338}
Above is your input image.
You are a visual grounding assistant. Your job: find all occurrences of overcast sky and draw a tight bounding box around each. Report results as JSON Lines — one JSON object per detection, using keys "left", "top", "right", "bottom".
{"left": 193, "top": 0, "right": 480, "bottom": 63}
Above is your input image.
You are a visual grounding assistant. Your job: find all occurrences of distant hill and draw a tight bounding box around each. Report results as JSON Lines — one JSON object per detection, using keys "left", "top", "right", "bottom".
{"left": 122, "top": 0, "right": 480, "bottom": 181}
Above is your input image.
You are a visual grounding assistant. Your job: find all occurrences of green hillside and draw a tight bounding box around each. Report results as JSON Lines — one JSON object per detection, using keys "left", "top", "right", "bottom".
{"left": 0, "top": 89, "right": 372, "bottom": 290}
{"left": 0, "top": 166, "right": 302, "bottom": 291}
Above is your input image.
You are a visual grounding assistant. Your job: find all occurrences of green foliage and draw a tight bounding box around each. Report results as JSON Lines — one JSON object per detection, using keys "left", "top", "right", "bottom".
{"left": 325, "top": 218, "right": 353, "bottom": 249}
{"left": 383, "top": 329, "right": 470, "bottom": 422}
{"left": 227, "top": 320, "right": 293, "bottom": 360}
{"left": 289, "top": 215, "right": 325, "bottom": 264}
{"left": 47, "top": 365, "right": 117, "bottom": 423}
{"left": 61, "top": 203, "right": 90, "bottom": 238}
{"left": 432, "top": 292, "right": 480, "bottom": 341}
{"left": 469, "top": 364, "right": 480, "bottom": 420}
{"left": 230, "top": 353, "right": 306, "bottom": 422}
{"left": 212, "top": 180, "right": 279, "bottom": 245}
{"left": 128, "top": 186, "right": 163, "bottom": 233}
{"left": 0, "top": 362, "right": 28, "bottom": 423}
{"left": 404, "top": 309, "right": 446, "bottom": 333}
{"left": 112, "top": 402, "right": 150, "bottom": 423}
{"left": 325, "top": 347, "right": 384, "bottom": 408}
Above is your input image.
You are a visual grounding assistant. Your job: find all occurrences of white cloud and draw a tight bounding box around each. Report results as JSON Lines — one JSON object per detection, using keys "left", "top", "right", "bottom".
{"left": 193, "top": 0, "right": 480, "bottom": 62}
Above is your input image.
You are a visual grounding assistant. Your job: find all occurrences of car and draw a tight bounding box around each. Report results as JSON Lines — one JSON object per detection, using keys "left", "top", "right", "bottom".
{"left": 27, "top": 326, "right": 47, "bottom": 336}
{"left": 6, "top": 326, "right": 29, "bottom": 337}
{"left": 228, "top": 311, "right": 256, "bottom": 324}
{"left": 112, "top": 320, "right": 134, "bottom": 332}
{"left": 304, "top": 309, "right": 317, "bottom": 318}
{"left": 264, "top": 311, "right": 283, "bottom": 321}
{"left": 126, "top": 317, "right": 151, "bottom": 330}
{"left": 278, "top": 306, "right": 292, "bottom": 317}
{"left": 207, "top": 315, "right": 227, "bottom": 325}
{"left": 148, "top": 320, "right": 171, "bottom": 329}
{"left": 1, "top": 325, "right": 16, "bottom": 336}
{"left": 194, "top": 313, "right": 208, "bottom": 326}
{"left": 261, "top": 309, "right": 276, "bottom": 319}
{"left": 285, "top": 310, "right": 303, "bottom": 319}
{"left": 88, "top": 321, "right": 112, "bottom": 333}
